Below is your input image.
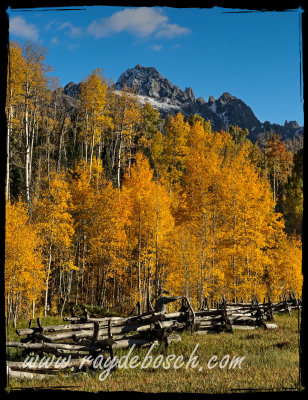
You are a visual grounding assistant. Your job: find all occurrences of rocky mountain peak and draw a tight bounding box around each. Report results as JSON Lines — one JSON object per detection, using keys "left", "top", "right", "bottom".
{"left": 218, "top": 92, "right": 237, "bottom": 103}
{"left": 284, "top": 120, "right": 300, "bottom": 129}
{"left": 63, "top": 82, "right": 81, "bottom": 98}
{"left": 115, "top": 65, "right": 196, "bottom": 106}
{"left": 61, "top": 65, "right": 303, "bottom": 142}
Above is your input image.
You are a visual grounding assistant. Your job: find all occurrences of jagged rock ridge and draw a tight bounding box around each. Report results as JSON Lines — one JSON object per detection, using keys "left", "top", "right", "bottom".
{"left": 62, "top": 65, "right": 303, "bottom": 141}
{"left": 115, "top": 65, "right": 303, "bottom": 141}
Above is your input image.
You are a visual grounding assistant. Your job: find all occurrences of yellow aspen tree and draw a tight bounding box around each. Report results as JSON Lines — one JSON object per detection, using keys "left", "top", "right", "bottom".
{"left": 20, "top": 43, "right": 51, "bottom": 205}
{"left": 5, "top": 200, "right": 45, "bottom": 324}
{"left": 109, "top": 87, "right": 141, "bottom": 188}
{"left": 68, "top": 158, "right": 129, "bottom": 309}
{"left": 6, "top": 42, "right": 27, "bottom": 201}
{"left": 80, "top": 68, "right": 112, "bottom": 176}
{"left": 162, "top": 112, "right": 190, "bottom": 194}
{"left": 218, "top": 142, "right": 286, "bottom": 300}
{"left": 122, "top": 151, "right": 174, "bottom": 311}
{"left": 178, "top": 122, "right": 230, "bottom": 304}
{"left": 265, "top": 233, "right": 302, "bottom": 301}
{"left": 32, "top": 171, "right": 75, "bottom": 316}
{"left": 164, "top": 223, "right": 200, "bottom": 308}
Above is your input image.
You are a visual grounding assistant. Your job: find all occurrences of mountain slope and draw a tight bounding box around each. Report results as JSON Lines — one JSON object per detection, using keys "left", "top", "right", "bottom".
{"left": 63, "top": 65, "right": 303, "bottom": 141}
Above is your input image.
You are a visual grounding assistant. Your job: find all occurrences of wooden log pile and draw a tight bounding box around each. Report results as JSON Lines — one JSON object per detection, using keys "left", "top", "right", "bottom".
{"left": 195, "top": 292, "right": 301, "bottom": 333}
{"left": 6, "top": 308, "right": 188, "bottom": 379}
{"left": 6, "top": 293, "right": 301, "bottom": 378}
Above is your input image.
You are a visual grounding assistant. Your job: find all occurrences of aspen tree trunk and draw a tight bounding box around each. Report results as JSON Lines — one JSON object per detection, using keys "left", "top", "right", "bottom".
{"left": 44, "top": 237, "right": 53, "bottom": 317}
{"left": 168, "top": 153, "right": 175, "bottom": 196}
{"left": 28, "top": 109, "right": 36, "bottom": 191}
{"left": 89, "top": 109, "right": 96, "bottom": 178}
{"left": 44, "top": 213, "right": 55, "bottom": 316}
{"left": 46, "top": 120, "right": 51, "bottom": 182}
{"left": 200, "top": 211, "right": 207, "bottom": 306}
{"left": 25, "top": 103, "right": 31, "bottom": 205}
{"left": 6, "top": 104, "right": 12, "bottom": 201}
{"left": 98, "top": 134, "right": 102, "bottom": 161}
{"left": 35, "top": 155, "right": 42, "bottom": 198}
{"left": 128, "top": 127, "right": 133, "bottom": 177}
{"left": 154, "top": 178, "right": 159, "bottom": 300}
{"left": 232, "top": 211, "right": 237, "bottom": 298}
{"left": 184, "top": 262, "right": 189, "bottom": 298}
{"left": 73, "top": 114, "right": 78, "bottom": 147}
{"left": 112, "top": 268, "right": 116, "bottom": 310}
{"left": 60, "top": 270, "right": 73, "bottom": 318}
{"left": 56, "top": 117, "right": 66, "bottom": 172}
{"left": 84, "top": 112, "right": 88, "bottom": 163}
{"left": 13, "top": 296, "right": 18, "bottom": 328}
{"left": 75, "top": 238, "right": 80, "bottom": 306}
{"left": 138, "top": 209, "right": 142, "bottom": 302}
{"left": 81, "top": 238, "right": 86, "bottom": 304}
{"left": 111, "top": 132, "right": 118, "bottom": 169}
{"left": 117, "top": 105, "right": 127, "bottom": 188}
{"left": 117, "top": 132, "right": 123, "bottom": 189}
{"left": 273, "top": 164, "right": 276, "bottom": 204}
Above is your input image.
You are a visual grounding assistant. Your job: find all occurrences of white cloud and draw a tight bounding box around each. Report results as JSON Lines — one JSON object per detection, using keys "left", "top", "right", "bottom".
{"left": 67, "top": 43, "right": 79, "bottom": 51}
{"left": 87, "top": 7, "right": 190, "bottom": 39}
{"left": 10, "top": 16, "right": 39, "bottom": 41}
{"left": 156, "top": 23, "right": 190, "bottom": 38}
{"left": 51, "top": 36, "right": 58, "bottom": 44}
{"left": 58, "top": 22, "right": 82, "bottom": 38}
{"left": 150, "top": 44, "right": 163, "bottom": 51}
{"left": 45, "top": 20, "right": 55, "bottom": 31}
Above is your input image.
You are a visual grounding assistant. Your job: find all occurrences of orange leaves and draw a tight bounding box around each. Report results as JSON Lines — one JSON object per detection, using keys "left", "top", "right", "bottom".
{"left": 170, "top": 122, "right": 302, "bottom": 302}
{"left": 80, "top": 68, "right": 112, "bottom": 136}
{"left": 266, "top": 133, "right": 294, "bottom": 184}
{"left": 5, "top": 200, "right": 45, "bottom": 313}
{"left": 161, "top": 112, "right": 190, "bottom": 193}
{"left": 122, "top": 152, "right": 174, "bottom": 300}
{"left": 266, "top": 234, "right": 303, "bottom": 299}
{"left": 33, "top": 171, "right": 74, "bottom": 252}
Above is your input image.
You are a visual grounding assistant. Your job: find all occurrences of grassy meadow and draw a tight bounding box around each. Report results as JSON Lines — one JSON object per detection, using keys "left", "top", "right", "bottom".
{"left": 5, "top": 310, "right": 303, "bottom": 394}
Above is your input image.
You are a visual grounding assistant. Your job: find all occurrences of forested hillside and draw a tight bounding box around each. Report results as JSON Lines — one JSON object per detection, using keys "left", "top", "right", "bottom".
{"left": 5, "top": 41, "right": 303, "bottom": 324}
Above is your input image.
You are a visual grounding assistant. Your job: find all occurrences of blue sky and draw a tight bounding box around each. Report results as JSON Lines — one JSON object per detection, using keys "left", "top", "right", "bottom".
{"left": 7, "top": 6, "right": 304, "bottom": 126}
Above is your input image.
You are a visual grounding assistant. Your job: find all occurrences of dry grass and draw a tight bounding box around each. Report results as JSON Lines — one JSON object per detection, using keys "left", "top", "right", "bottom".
{"left": 5, "top": 311, "right": 303, "bottom": 394}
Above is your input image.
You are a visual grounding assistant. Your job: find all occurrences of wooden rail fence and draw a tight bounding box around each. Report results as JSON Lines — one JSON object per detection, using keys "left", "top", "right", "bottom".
{"left": 6, "top": 293, "right": 301, "bottom": 379}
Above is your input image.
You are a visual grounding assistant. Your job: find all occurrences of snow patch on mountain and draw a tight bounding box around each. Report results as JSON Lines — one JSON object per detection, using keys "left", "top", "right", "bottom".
{"left": 209, "top": 102, "right": 217, "bottom": 114}
{"left": 113, "top": 90, "right": 182, "bottom": 112}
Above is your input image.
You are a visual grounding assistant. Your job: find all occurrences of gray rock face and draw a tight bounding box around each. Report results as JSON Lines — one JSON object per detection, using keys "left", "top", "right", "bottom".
{"left": 63, "top": 82, "right": 81, "bottom": 98}
{"left": 61, "top": 65, "right": 303, "bottom": 142}
{"left": 116, "top": 65, "right": 196, "bottom": 107}
{"left": 115, "top": 65, "right": 303, "bottom": 141}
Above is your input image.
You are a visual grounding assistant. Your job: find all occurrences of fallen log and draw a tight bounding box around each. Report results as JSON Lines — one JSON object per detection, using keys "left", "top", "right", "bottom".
{"left": 264, "top": 323, "right": 278, "bottom": 329}
{"left": 197, "top": 320, "right": 222, "bottom": 327}
{"left": 196, "top": 325, "right": 221, "bottom": 331}
{"left": 228, "top": 316, "right": 259, "bottom": 324}
{"left": 6, "top": 341, "right": 104, "bottom": 352}
{"left": 231, "top": 325, "right": 258, "bottom": 330}
{"left": 195, "top": 314, "right": 222, "bottom": 321}
{"left": 195, "top": 310, "right": 223, "bottom": 317}
{"left": 63, "top": 316, "right": 126, "bottom": 323}
{"left": 7, "top": 366, "right": 53, "bottom": 380}
{"left": 166, "top": 334, "right": 181, "bottom": 345}
{"left": 6, "top": 358, "right": 92, "bottom": 371}
{"left": 16, "top": 322, "right": 95, "bottom": 336}
{"left": 34, "top": 319, "right": 179, "bottom": 342}
{"left": 6, "top": 366, "right": 85, "bottom": 379}
{"left": 111, "top": 338, "right": 159, "bottom": 349}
